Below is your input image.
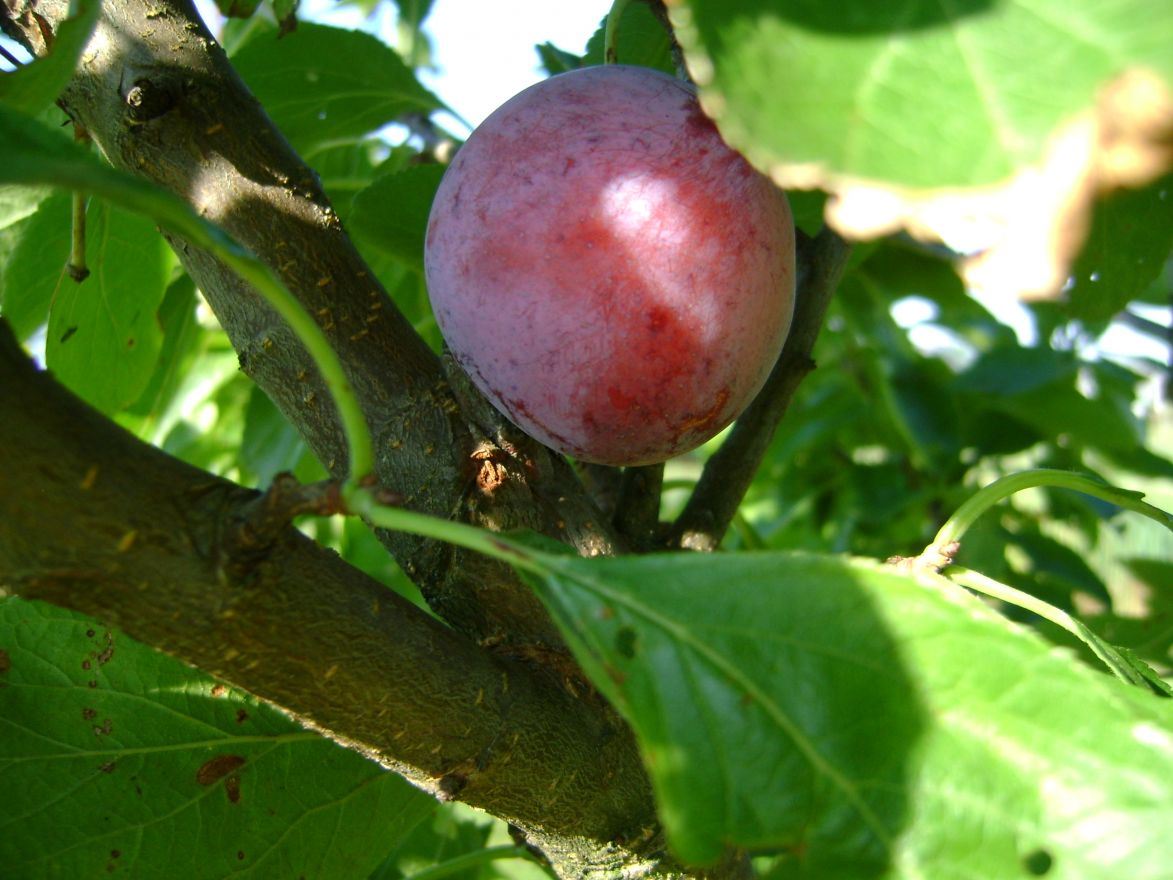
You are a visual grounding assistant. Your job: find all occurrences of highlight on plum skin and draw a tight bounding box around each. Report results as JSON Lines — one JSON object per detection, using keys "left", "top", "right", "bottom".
{"left": 424, "top": 64, "right": 796, "bottom": 466}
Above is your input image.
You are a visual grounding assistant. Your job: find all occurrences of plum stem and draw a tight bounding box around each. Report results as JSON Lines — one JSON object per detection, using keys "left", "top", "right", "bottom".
{"left": 603, "top": 0, "right": 632, "bottom": 64}
{"left": 668, "top": 227, "right": 851, "bottom": 552}
{"left": 614, "top": 463, "right": 665, "bottom": 549}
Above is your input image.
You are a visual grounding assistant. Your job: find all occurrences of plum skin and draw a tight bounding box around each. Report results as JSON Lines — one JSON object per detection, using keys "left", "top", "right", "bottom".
{"left": 424, "top": 64, "right": 796, "bottom": 466}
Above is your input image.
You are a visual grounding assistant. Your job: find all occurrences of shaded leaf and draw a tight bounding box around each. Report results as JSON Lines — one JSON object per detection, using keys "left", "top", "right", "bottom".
{"left": 955, "top": 344, "right": 1076, "bottom": 395}
{"left": 215, "top": 0, "right": 262, "bottom": 19}
{"left": 350, "top": 164, "right": 444, "bottom": 273}
{"left": 240, "top": 385, "right": 309, "bottom": 484}
{"left": 1068, "top": 174, "right": 1173, "bottom": 325}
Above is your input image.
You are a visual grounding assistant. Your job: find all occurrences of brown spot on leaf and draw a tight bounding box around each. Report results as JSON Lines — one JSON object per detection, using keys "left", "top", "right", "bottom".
{"left": 210, "top": 684, "right": 227, "bottom": 697}
{"left": 196, "top": 754, "right": 246, "bottom": 786}
{"left": 100, "top": 761, "right": 117, "bottom": 773}
{"left": 225, "top": 775, "right": 241, "bottom": 804}
{"left": 0, "top": 649, "right": 9, "bottom": 674}
{"left": 95, "top": 634, "right": 115, "bottom": 666}
{"left": 82, "top": 707, "right": 97, "bottom": 720}
{"left": 235, "top": 709, "right": 249, "bottom": 724}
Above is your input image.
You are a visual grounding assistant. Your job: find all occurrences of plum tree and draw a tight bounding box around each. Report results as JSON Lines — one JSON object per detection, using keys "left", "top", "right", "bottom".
{"left": 425, "top": 64, "right": 796, "bottom": 466}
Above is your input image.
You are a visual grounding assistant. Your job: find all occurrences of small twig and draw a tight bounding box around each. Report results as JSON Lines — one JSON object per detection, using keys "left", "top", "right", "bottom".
{"left": 219, "top": 474, "right": 349, "bottom": 581}
{"left": 67, "top": 124, "right": 92, "bottom": 282}
{"left": 613, "top": 463, "right": 664, "bottom": 549}
{"left": 668, "top": 226, "right": 852, "bottom": 551}
{"left": 0, "top": 42, "right": 24, "bottom": 68}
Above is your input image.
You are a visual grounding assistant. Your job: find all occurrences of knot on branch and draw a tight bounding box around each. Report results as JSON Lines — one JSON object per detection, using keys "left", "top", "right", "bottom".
{"left": 218, "top": 474, "right": 343, "bottom": 582}
{"left": 121, "top": 74, "right": 188, "bottom": 125}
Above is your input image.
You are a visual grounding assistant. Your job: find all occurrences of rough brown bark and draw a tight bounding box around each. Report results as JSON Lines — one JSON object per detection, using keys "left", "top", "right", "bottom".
{"left": 0, "top": 321, "right": 692, "bottom": 876}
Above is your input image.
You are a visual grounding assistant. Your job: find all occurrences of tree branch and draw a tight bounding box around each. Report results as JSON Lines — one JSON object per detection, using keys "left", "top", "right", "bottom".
{"left": 0, "top": 319, "right": 679, "bottom": 873}
{"left": 0, "top": 0, "right": 614, "bottom": 658}
{"left": 668, "top": 227, "right": 851, "bottom": 551}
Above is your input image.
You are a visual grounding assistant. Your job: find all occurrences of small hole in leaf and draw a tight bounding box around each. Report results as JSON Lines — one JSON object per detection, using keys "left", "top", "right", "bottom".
{"left": 1023, "top": 849, "right": 1053, "bottom": 876}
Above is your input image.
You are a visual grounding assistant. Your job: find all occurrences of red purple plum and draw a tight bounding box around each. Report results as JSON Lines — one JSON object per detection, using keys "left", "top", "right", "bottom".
{"left": 425, "top": 64, "right": 796, "bottom": 465}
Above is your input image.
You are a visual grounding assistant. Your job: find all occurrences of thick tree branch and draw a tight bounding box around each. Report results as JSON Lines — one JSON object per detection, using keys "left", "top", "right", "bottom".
{"left": 0, "top": 0, "right": 611, "bottom": 658}
{"left": 669, "top": 228, "right": 851, "bottom": 551}
{"left": 0, "top": 320, "right": 681, "bottom": 874}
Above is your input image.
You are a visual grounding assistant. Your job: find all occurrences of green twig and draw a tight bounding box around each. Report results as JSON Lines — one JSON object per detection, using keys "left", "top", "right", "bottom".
{"left": 946, "top": 567, "right": 1146, "bottom": 687}
{"left": 921, "top": 468, "right": 1172, "bottom": 567}
{"left": 67, "top": 191, "right": 89, "bottom": 282}
{"left": 603, "top": 0, "right": 632, "bottom": 64}
{"left": 67, "top": 124, "right": 91, "bottom": 282}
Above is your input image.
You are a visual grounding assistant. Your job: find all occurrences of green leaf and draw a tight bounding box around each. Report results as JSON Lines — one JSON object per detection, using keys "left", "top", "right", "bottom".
{"left": 955, "top": 344, "right": 1077, "bottom": 395}
{"left": 536, "top": 42, "right": 583, "bottom": 77}
{"left": 0, "top": 105, "right": 235, "bottom": 254}
{"left": 584, "top": 4, "right": 676, "bottom": 74}
{"left": 1068, "top": 174, "right": 1173, "bottom": 325}
{"left": 271, "top": 0, "right": 300, "bottom": 31}
{"left": 668, "top": 0, "right": 1173, "bottom": 189}
{"left": 240, "top": 385, "right": 309, "bottom": 484}
{"left": 0, "top": 598, "right": 433, "bottom": 879}
{"left": 231, "top": 23, "right": 446, "bottom": 152}
{"left": 216, "top": 0, "right": 262, "bottom": 19}
{"left": 0, "top": 190, "right": 69, "bottom": 339}
{"left": 124, "top": 272, "right": 204, "bottom": 421}
{"left": 525, "top": 550, "right": 1173, "bottom": 873}
{"left": 350, "top": 164, "right": 445, "bottom": 273}
{"left": 0, "top": 0, "right": 99, "bottom": 114}
{"left": 43, "top": 197, "right": 169, "bottom": 414}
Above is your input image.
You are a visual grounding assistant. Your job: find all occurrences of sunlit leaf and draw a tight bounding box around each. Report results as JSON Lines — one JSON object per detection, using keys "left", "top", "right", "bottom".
{"left": 0, "top": 598, "right": 433, "bottom": 879}
{"left": 526, "top": 550, "right": 1173, "bottom": 873}
{"left": 44, "top": 197, "right": 169, "bottom": 414}
{"left": 231, "top": 23, "right": 446, "bottom": 152}
{"left": 0, "top": 0, "right": 99, "bottom": 114}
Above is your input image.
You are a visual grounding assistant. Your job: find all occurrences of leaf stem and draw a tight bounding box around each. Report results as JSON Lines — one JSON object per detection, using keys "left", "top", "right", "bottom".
{"left": 945, "top": 566, "right": 1146, "bottom": 687}
{"left": 344, "top": 487, "right": 546, "bottom": 575}
{"left": 603, "top": 0, "right": 632, "bottom": 64}
{"left": 922, "top": 468, "right": 1172, "bottom": 565}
